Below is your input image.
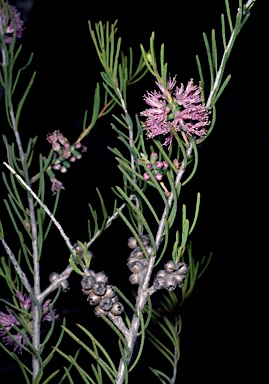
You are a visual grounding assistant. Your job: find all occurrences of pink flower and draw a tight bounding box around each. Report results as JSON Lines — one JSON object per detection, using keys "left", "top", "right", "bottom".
{"left": 0, "top": 291, "right": 59, "bottom": 353}
{"left": 141, "top": 77, "right": 210, "bottom": 146}
{"left": 0, "top": 1, "right": 24, "bottom": 45}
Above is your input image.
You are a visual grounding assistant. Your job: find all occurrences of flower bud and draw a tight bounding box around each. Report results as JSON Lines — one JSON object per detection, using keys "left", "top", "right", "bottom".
{"left": 163, "top": 161, "right": 169, "bottom": 169}
{"left": 150, "top": 152, "right": 158, "bottom": 164}
{"left": 155, "top": 161, "right": 163, "bottom": 169}
{"left": 110, "top": 302, "right": 124, "bottom": 316}
{"left": 143, "top": 173, "right": 150, "bottom": 181}
{"left": 146, "top": 163, "right": 153, "bottom": 171}
{"left": 155, "top": 173, "right": 163, "bottom": 181}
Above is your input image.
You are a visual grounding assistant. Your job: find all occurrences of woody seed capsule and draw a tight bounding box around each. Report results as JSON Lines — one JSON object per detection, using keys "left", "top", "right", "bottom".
{"left": 94, "top": 306, "right": 109, "bottom": 317}
{"left": 128, "top": 237, "right": 138, "bottom": 249}
{"left": 81, "top": 275, "right": 96, "bottom": 290}
{"left": 87, "top": 291, "right": 101, "bottom": 305}
{"left": 92, "top": 282, "right": 107, "bottom": 296}
{"left": 49, "top": 272, "right": 59, "bottom": 283}
{"left": 165, "top": 260, "right": 177, "bottom": 274}
{"left": 110, "top": 302, "right": 124, "bottom": 316}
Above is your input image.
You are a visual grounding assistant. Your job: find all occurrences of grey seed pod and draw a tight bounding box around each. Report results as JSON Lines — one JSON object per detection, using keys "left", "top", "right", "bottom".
{"left": 173, "top": 274, "right": 186, "bottom": 287}
{"left": 177, "top": 263, "right": 189, "bottom": 275}
{"left": 164, "top": 275, "right": 177, "bottom": 291}
{"left": 110, "top": 302, "right": 124, "bottom": 316}
{"left": 49, "top": 272, "right": 59, "bottom": 283}
{"left": 92, "top": 282, "right": 107, "bottom": 296}
{"left": 153, "top": 277, "right": 166, "bottom": 290}
{"left": 129, "top": 273, "right": 139, "bottom": 285}
{"left": 131, "top": 247, "right": 144, "bottom": 260}
{"left": 84, "top": 269, "right": 96, "bottom": 277}
{"left": 104, "top": 285, "right": 116, "bottom": 298}
{"left": 99, "top": 297, "right": 113, "bottom": 311}
{"left": 94, "top": 306, "right": 109, "bottom": 317}
{"left": 81, "top": 275, "right": 96, "bottom": 291}
{"left": 95, "top": 272, "right": 108, "bottom": 284}
{"left": 111, "top": 295, "right": 119, "bottom": 304}
{"left": 145, "top": 246, "right": 154, "bottom": 257}
{"left": 155, "top": 270, "right": 167, "bottom": 279}
{"left": 140, "top": 234, "right": 150, "bottom": 246}
{"left": 60, "top": 280, "right": 70, "bottom": 292}
{"left": 165, "top": 260, "right": 177, "bottom": 274}
{"left": 87, "top": 291, "right": 101, "bottom": 305}
{"left": 128, "top": 259, "right": 145, "bottom": 274}
{"left": 128, "top": 237, "right": 138, "bottom": 249}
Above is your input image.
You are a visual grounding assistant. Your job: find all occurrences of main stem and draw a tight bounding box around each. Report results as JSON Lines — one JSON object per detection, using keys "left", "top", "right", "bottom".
{"left": 116, "top": 145, "right": 193, "bottom": 383}
{"left": 11, "top": 112, "right": 41, "bottom": 381}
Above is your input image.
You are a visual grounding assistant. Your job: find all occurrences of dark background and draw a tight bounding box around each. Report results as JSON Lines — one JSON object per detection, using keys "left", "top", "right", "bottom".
{"left": 1, "top": 0, "right": 269, "bottom": 383}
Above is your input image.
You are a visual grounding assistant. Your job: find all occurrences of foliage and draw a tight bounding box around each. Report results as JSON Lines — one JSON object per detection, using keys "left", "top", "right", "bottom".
{"left": 0, "top": 1, "right": 256, "bottom": 383}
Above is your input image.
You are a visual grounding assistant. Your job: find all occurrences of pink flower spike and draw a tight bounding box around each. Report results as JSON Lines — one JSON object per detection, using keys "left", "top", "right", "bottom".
{"left": 141, "top": 76, "right": 210, "bottom": 146}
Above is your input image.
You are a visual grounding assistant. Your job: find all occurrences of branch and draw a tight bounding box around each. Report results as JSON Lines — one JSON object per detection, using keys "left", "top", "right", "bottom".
{"left": 0, "top": 238, "right": 32, "bottom": 295}
{"left": 3, "top": 162, "right": 76, "bottom": 257}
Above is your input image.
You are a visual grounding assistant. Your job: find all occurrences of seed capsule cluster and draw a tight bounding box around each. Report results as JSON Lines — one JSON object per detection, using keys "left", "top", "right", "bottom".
{"left": 81, "top": 270, "right": 124, "bottom": 317}
{"left": 49, "top": 272, "right": 70, "bottom": 292}
{"left": 153, "top": 261, "right": 188, "bottom": 291}
{"left": 127, "top": 235, "right": 153, "bottom": 285}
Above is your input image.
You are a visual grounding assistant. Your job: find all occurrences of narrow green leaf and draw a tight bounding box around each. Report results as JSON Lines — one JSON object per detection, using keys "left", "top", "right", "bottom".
{"left": 225, "top": 0, "right": 233, "bottom": 32}
{"left": 76, "top": 324, "right": 117, "bottom": 374}
{"left": 189, "top": 192, "right": 201, "bottom": 235}
{"left": 203, "top": 32, "right": 214, "bottom": 89}
{"left": 221, "top": 14, "right": 227, "bottom": 48}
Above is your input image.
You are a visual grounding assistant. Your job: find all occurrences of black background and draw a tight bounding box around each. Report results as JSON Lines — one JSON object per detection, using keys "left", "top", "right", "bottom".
{"left": 1, "top": 0, "right": 269, "bottom": 383}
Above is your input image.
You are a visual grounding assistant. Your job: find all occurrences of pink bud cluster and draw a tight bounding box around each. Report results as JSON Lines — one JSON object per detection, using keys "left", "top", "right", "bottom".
{"left": 127, "top": 234, "right": 154, "bottom": 285}
{"left": 153, "top": 260, "right": 188, "bottom": 291}
{"left": 137, "top": 152, "right": 169, "bottom": 182}
{"left": 81, "top": 270, "right": 124, "bottom": 317}
{"left": 46, "top": 131, "right": 87, "bottom": 194}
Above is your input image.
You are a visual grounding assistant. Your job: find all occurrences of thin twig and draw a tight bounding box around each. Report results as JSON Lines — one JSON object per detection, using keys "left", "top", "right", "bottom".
{"left": 3, "top": 161, "right": 76, "bottom": 256}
